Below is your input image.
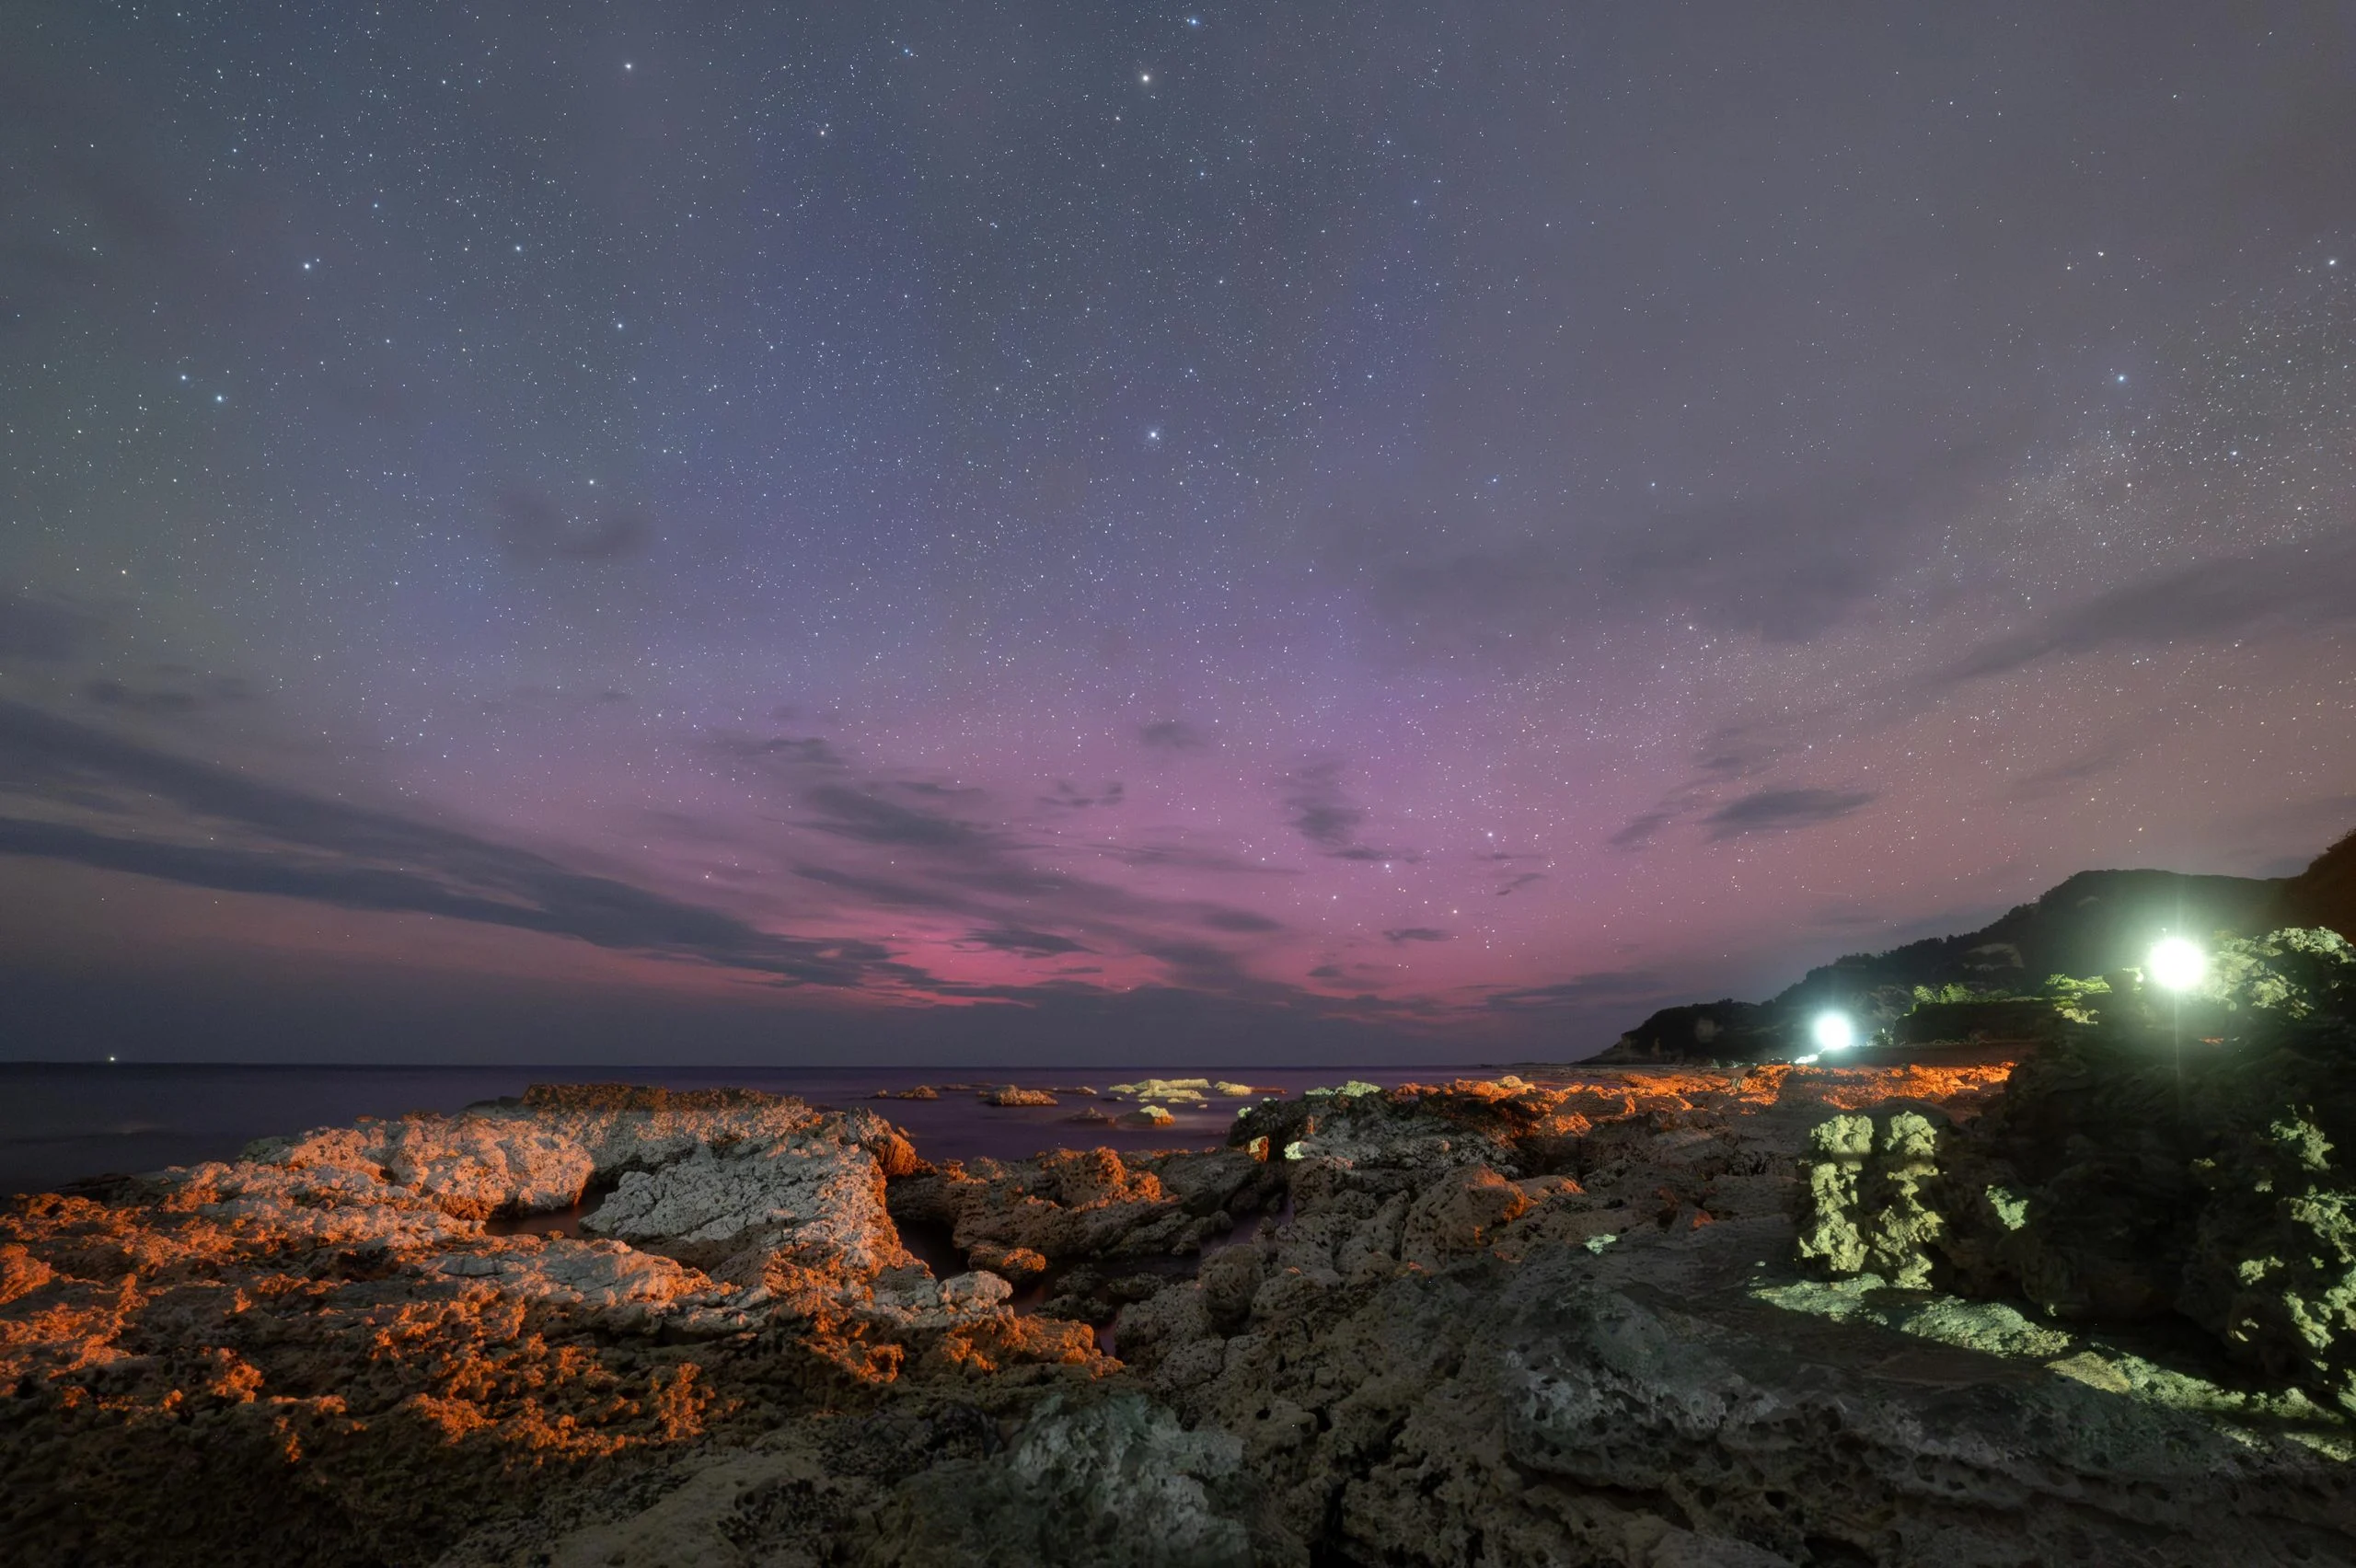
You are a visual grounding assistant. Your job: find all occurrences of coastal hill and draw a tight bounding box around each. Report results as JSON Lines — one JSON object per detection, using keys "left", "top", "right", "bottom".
{"left": 2285, "top": 826, "right": 2356, "bottom": 944}
{"left": 1598, "top": 828, "right": 2354, "bottom": 1064}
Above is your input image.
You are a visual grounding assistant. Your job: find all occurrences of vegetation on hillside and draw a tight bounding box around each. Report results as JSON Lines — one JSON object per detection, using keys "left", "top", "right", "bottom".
{"left": 1799, "top": 928, "right": 2356, "bottom": 1413}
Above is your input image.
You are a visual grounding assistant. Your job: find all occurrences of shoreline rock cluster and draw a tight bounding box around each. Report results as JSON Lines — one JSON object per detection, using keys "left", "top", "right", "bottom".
{"left": 878, "top": 1077, "right": 1270, "bottom": 1118}
{"left": 6, "top": 1061, "right": 2351, "bottom": 1565}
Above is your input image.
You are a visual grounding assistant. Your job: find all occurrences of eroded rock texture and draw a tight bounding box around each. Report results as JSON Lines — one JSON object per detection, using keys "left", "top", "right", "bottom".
{"left": 5, "top": 1064, "right": 2350, "bottom": 1567}
{"left": 0, "top": 1085, "right": 1100, "bottom": 1566}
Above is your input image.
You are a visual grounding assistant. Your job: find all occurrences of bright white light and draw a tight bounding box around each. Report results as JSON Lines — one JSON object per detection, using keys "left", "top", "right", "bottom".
{"left": 2148, "top": 937, "right": 2207, "bottom": 993}
{"left": 1811, "top": 1011, "right": 1857, "bottom": 1053}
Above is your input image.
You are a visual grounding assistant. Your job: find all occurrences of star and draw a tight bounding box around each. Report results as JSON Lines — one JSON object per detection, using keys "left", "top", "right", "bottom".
{"left": 7, "top": 0, "right": 2352, "bottom": 1075}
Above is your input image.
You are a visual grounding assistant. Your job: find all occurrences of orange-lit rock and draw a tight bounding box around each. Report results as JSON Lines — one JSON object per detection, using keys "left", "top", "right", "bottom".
{"left": 11, "top": 1062, "right": 2354, "bottom": 1568}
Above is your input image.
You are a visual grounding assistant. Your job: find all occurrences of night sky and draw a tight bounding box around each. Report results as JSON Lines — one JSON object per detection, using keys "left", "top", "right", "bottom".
{"left": 4, "top": 4, "right": 2353, "bottom": 1066}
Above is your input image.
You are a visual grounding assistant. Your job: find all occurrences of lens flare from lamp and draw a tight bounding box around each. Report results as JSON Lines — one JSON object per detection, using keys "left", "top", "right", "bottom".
{"left": 2148, "top": 937, "right": 2207, "bottom": 993}
{"left": 1811, "top": 1011, "right": 1857, "bottom": 1053}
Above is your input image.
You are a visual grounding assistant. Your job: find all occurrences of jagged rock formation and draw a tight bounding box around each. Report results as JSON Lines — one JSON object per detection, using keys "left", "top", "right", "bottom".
{"left": 888, "top": 1145, "right": 1280, "bottom": 1323}
{"left": 5, "top": 1064, "right": 2350, "bottom": 1566}
{"left": 1122, "top": 1066, "right": 2351, "bottom": 1565}
{"left": 0, "top": 1085, "right": 1101, "bottom": 1566}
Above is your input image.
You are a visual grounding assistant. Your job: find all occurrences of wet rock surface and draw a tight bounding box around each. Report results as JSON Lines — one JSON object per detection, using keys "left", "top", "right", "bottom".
{"left": 4, "top": 1064, "right": 2350, "bottom": 1566}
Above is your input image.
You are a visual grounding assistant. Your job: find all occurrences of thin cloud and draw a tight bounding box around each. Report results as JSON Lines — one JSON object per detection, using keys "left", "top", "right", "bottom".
{"left": 1283, "top": 760, "right": 1365, "bottom": 849}
{"left": 2006, "top": 745, "right": 2133, "bottom": 802}
{"left": 83, "top": 679, "right": 200, "bottom": 715}
{"left": 0, "top": 590, "right": 103, "bottom": 662}
{"left": 1140, "top": 940, "right": 1263, "bottom": 994}
{"left": 1485, "top": 970, "right": 1666, "bottom": 1012}
{"left": 0, "top": 701, "right": 907, "bottom": 988}
{"left": 1091, "top": 840, "right": 1304, "bottom": 877}
{"left": 1138, "top": 719, "right": 1207, "bottom": 751}
{"left": 1040, "top": 779, "right": 1125, "bottom": 810}
{"left": 1703, "top": 788, "right": 1875, "bottom": 840}
{"left": 1943, "top": 537, "right": 2356, "bottom": 684}
{"left": 1609, "top": 812, "right": 1672, "bottom": 851}
{"left": 962, "top": 927, "right": 1091, "bottom": 958}
{"left": 1357, "top": 434, "right": 2018, "bottom": 658}
{"left": 1332, "top": 845, "right": 1422, "bottom": 864}
{"left": 802, "top": 784, "right": 995, "bottom": 849}
{"left": 494, "top": 484, "right": 652, "bottom": 561}
{"left": 1282, "top": 758, "right": 1417, "bottom": 863}
{"left": 791, "top": 861, "right": 982, "bottom": 914}
{"left": 706, "top": 732, "right": 845, "bottom": 768}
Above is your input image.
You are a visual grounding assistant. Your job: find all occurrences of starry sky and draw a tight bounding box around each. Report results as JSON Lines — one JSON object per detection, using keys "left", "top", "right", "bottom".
{"left": 4, "top": 2, "right": 2354, "bottom": 1066}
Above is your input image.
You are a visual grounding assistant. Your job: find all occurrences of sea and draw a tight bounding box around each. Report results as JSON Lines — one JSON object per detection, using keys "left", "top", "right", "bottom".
{"left": 0, "top": 1062, "right": 1501, "bottom": 1197}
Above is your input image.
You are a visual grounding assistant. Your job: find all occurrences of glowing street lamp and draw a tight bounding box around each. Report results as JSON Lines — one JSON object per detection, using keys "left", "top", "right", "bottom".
{"left": 1811, "top": 1010, "right": 1858, "bottom": 1054}
{"left": 2147, "top": 937, "right": 2207, "bottom": 994}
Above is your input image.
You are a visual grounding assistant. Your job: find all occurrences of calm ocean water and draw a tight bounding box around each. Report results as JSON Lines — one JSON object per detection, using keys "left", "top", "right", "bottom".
{"left": 0, "top": 1063, "right": 1493, "bottom": 1197}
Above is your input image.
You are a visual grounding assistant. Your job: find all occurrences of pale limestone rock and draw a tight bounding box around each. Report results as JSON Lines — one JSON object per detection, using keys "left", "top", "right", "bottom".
{"left": 939, "top": 1270, "right": 1013, "bottom": 1310}
{"left": 583, "top": 1133, "right": 907, "bottom": 1283}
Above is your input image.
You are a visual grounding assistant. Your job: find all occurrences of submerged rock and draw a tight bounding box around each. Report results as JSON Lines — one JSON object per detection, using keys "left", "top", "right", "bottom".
{"left": 981, "top": 1087, "right": 1059, "bottom": 1108}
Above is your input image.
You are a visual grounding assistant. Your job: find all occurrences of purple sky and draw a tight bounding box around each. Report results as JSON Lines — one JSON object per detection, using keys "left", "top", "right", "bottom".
{"left": 2, "top": 3, "right": 2352, "bottom": 1065}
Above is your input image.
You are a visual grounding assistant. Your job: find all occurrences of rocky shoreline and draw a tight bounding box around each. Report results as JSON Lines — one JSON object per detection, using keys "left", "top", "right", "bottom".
{"left": 5, "top": 1062, "right": 2351, "bottom": 1566}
